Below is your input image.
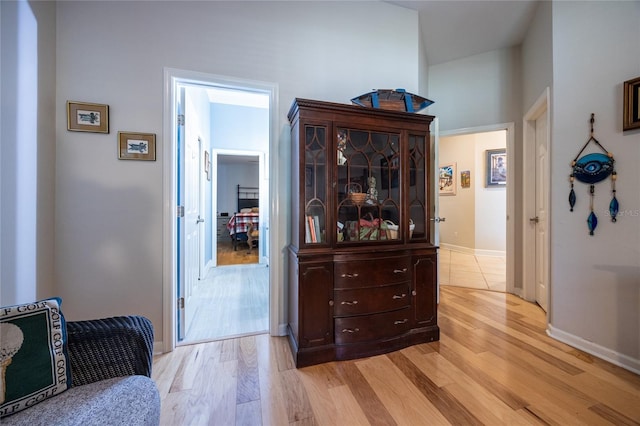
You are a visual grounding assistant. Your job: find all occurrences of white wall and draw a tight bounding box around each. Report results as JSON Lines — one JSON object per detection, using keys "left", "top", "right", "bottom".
{"left": 53, "top": 1, "right": 421, "bottom": 340}
{"left": 473, "top": 131, "right": 507, "bottom": 252}
{"left": 217, "top": 163, "right": 260, "bottom": 215}
{"left": 521, "top": 0, "right": 553, "bottom": 111}
{"left": 550, "top": 1, "right": 640, "bottom": 370}
{"left": 1, "top": 0, "right": 56, "bottom": 305}
{"left": 429, "top": 47, "right": 522, "bottom": 284}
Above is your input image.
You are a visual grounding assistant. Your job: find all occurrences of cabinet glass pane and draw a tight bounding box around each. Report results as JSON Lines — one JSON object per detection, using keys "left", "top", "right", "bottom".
{"left": 336, "top": 127, "right": 400, "bottom": 243}
{"left": 304, "top": 125, "right": 326, "bottom": 244}
{"left": 408, "top": 134, "right": 427, "bottom": 241}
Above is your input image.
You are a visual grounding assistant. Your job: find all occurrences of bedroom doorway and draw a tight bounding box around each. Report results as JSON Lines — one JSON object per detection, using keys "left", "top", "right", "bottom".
{"left": 165, "top": 70, "right": 274, "bottom": 348}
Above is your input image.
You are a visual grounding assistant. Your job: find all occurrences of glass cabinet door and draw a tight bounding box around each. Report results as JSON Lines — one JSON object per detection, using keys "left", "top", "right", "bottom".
{"left": 408, "top": 134, "right": 428, "bottom": 241}
{"left": 336, "top": 127, "right": 401, "bottom": 243}
{"left": 304, "top": 125, "right": 327, "bottom": 244}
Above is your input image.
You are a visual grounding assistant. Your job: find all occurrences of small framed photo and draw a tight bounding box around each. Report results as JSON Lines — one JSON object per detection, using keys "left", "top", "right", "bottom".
{"left": 118, "top": 132, "right": 156, "bottom": 161}
{"left": 486, "top": 149, "right": 506, "bottom": 186}
{"left": 204, "top": 150, "right": 211, "bottom": 181}
{"left": 623, "top": 76, "right": 640, "bottom": 131}
{"left": 67, "top": 101, "right": 109, "bottom": 133}
{"left": 439, "top": 163, "right": 456, "bottom": 196}
{"left": 461, "top": 170, "right": 471, "bottom": 188}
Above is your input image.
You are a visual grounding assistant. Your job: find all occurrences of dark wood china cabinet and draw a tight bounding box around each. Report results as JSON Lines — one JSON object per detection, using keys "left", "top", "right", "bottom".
{"left": 287, "top": 98, "right": 439, "bottom": 367}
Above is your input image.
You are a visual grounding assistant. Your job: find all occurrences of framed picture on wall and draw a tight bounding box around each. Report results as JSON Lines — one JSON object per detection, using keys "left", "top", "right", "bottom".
{"left": 204, "top": 150, "right": 211, "bottom": 180}
{"left": 67, "top": 101, "right": 109, "bottom": 133}
{"left": 623, "top": 76, "right": 640, "bottom": 131}
{"left": 439, "top": 163, "right": 456, "bottom": 195}
{"left": 461, "top": 170, "right": 471, "bottom": 188}
{"left": 486, "top": 149, "right": 506, "bottom": 186}
{"left": 118, "top": 131, "right": 156, "bottom": 161}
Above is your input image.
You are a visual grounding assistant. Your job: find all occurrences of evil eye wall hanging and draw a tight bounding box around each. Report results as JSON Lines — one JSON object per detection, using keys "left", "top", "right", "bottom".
{"left": 569, "top": 114, "right": 618, "bottom": 235}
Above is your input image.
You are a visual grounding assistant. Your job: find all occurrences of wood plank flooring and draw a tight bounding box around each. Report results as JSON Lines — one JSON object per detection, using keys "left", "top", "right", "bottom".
{"left": 183, "top": 264, "right": 269, "bottom": 343}
{"left": 217, "top": 241, "right": 259, "bottom": 266}
{"left": 153, "top": 286, "right": 640, "bottom": 426}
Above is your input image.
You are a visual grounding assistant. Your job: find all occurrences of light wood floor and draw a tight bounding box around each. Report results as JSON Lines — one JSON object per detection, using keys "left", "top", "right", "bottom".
{"left": 183, "top": 263, "right": 269, "bottom": 343}
{"left": 217, "top": 241, "right": 259, "bottom": 266}
{"left": 153, "top": 286, "right": 640, "bottom": 425}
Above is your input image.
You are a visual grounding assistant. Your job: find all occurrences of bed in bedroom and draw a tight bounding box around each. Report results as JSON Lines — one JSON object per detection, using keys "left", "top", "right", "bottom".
{"left": 226, "top": 185, "right": 259, "bottom": 251}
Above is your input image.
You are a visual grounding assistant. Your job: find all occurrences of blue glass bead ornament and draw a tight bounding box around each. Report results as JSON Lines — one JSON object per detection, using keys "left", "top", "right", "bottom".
{"left": 569, "top": 187, "right": 576, "bottom": 212}
{"left": 587, "top": 211, "right": 598, "bottom": 235}
{"left": 573, "top": 152, "right": 614, "bottom": 184}
{"left": 569, "top": 114, "right": 618, "bottom": 235}
{"left": 609, "top": 196, "right": 619, "bottom": 222}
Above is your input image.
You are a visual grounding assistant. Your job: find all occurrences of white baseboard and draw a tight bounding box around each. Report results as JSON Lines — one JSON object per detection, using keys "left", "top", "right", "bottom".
{"left": 440, "top": 243, "right": 505, "bottom": 258}
{"left": 547, "top": 324, "right": 640, "bottom": 375}
{"left": 277, "top": 323, "right": 288, "bottom": 336}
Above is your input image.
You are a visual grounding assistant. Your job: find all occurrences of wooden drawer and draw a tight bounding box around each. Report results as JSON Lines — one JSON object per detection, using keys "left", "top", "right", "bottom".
{"left": 334, "top": 282, "right": 410, "bottom": 317}
{"left": 334, "top": 256, "right": 411, "bottom": 289}
{"left": 335, "top": 308, "right": 412, "bottom": 344}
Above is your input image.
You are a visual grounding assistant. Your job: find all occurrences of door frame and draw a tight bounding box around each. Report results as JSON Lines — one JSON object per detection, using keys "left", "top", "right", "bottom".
{"left": 439, "top": 122, "right": 515, "bottom": 294}
{"left": 162, "top": 67, "right": 280, "bottom": 353}
{"left": 522, "top": 87, "right": 551, "bottom": 313}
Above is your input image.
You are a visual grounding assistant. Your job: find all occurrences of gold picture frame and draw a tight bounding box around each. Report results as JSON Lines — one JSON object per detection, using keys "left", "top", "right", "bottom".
{"left": 623, "top": 76, "right": 640, "bottom": 131}
{"left": 67, "top": 101, "right": 109, "bottom": 133}
{"left": 118, "top": 132, "right": 156, "bottom": 161}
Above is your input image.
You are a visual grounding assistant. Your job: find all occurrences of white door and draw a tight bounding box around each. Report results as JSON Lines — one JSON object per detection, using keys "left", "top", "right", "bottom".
{"left": 183, "top": 91, "right": 202, "bottom": 337}
{"left": 176, "top": 87, "right": 186, "bottom": 341}
{"left": 534, "top": 112, "right": 549, "bottom": 312}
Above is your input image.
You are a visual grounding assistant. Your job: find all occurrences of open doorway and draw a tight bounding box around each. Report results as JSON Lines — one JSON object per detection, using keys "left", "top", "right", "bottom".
{"left": 164, "top": 71, "right": 273, "bottom": 347}
{"left": 215, "top": 154, "right": 262, "bottom": 267}
{"left": 437, "top": 127, "right": 511, "bottom": 293}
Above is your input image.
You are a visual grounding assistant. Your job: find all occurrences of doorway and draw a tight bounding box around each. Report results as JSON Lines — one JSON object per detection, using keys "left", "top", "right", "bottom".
{"left": 437, "top": 124, "right": 515, "bottom": 293}
{"left": 162, "top": 68, "right": 278, "bottom": 351}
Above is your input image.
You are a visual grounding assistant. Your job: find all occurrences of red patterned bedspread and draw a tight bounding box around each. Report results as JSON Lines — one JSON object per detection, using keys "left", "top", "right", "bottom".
{"left": 227, "top": 213, "right": 259, "bottom": 235}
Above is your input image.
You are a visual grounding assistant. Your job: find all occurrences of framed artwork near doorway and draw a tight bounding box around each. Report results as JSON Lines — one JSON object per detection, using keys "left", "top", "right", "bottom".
{"left": 118, "top": 131, "right": 156, "bottom": 161}
{"left": 486, "top": 149, "right": 506, "bottom": 186}
{"left": 439, "top": 163, "right": 456, "bottom": 195}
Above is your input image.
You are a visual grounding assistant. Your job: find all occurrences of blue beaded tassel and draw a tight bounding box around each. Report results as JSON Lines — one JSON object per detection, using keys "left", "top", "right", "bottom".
{"left": 569, "top": 174, "right": 576, "bottom": 211}
{"left": 609, "top": 171, "right": 618, "bottom": 222}
{"left": 587, "top": 184, "right": 597, "bottom": 235}
{"left": 587, "top": 211, "right": 598, "bottom": 235}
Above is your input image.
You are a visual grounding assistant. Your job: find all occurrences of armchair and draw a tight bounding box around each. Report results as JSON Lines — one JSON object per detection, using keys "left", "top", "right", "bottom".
{"left": 2, "top": 316, "right": 160, "bottom": 426}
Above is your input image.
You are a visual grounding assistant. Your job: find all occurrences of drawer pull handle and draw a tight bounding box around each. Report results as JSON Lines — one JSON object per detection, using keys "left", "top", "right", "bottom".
{"left": 341, "top": 300, "right": 358, "bottom": 305}
{"left": 341, "top": 328, "right": 360, "bottom": 333}
{"left": 393, "top": 268, "right": 408, "bottom": 274}
{"left": 392, "top": 293, "right": 407, "bottom": 299}
{"left": 394, "top": 319, "right": 409, "bottom": 325}
{"left": 340, "top": 273, "right": 359, "bottom": 278}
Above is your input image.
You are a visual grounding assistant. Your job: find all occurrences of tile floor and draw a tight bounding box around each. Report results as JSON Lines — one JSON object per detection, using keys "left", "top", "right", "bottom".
{"left": 438, "top": 248, "right": 506, "bottom": 292}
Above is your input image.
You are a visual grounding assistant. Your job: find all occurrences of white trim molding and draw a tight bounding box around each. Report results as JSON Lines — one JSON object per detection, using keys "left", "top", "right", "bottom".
{"left": 439, "top": 243, "right": 505, "bottom": 258}
{"left": 162, "top": 68, "right": 281, "bottom": 354}
{"left": 548, "top": 324, "right": 640, "bottom": 375}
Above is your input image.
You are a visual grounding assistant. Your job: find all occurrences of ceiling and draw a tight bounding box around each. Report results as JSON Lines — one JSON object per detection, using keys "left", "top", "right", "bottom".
{"left": 388, "top": 0, "right": 540, "bottom": 65}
